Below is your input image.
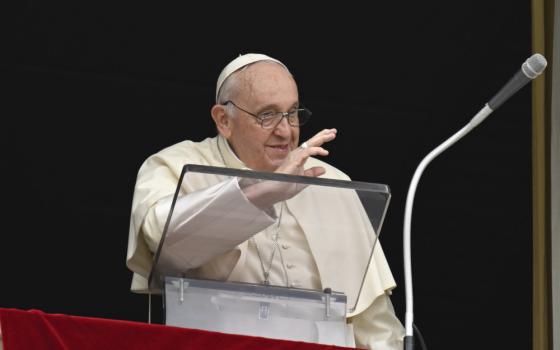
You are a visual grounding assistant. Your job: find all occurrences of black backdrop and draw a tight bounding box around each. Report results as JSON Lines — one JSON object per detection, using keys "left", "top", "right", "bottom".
{"left": 3, "top": 2, "right": 532, "bottom": 349}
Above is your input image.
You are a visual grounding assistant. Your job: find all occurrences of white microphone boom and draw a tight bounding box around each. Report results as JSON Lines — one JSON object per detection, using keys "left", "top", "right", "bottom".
{"left": 403, "top": 53, "right": 547, "bottom": 350}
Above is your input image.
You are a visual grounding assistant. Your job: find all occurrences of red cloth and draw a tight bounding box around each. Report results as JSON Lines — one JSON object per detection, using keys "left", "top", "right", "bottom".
{"left": 0, "top": 308, "right": 355, "bottom": 350}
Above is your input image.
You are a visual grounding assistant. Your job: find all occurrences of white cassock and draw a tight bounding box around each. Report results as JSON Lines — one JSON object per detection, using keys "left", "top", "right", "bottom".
{"left": 126, "top": 135, "right": 405, "bottom": 349}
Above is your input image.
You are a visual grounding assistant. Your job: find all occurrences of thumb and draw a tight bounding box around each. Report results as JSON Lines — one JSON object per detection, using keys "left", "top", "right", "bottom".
{"left": 303, "top": 166, "right": 326, "bottom": 178}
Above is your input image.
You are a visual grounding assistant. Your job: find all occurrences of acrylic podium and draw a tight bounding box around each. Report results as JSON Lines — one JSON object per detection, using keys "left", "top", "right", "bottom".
{"left": 147, "top": 164, "right": 390, "bottom": 347}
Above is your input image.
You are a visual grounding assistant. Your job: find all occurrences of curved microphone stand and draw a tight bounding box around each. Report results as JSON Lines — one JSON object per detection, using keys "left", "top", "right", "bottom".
{"left": 402, "top": 53, "right": 546, "bottom": 350}
{"left": 403, "top": 105, "right": 492, "bottom": 349}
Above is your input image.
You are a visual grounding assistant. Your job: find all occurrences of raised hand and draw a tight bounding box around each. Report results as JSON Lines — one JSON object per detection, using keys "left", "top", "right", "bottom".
{"left": 243, "top": 129, "right": 337, "bottom": 210}
{"left": 275, "top": 128, "right": 337, "bottom": 177}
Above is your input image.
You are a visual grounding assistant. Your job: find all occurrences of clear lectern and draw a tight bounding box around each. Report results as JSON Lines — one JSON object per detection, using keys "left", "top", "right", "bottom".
{"left": 148, "top": 164, "right": 390, "bottom": 347}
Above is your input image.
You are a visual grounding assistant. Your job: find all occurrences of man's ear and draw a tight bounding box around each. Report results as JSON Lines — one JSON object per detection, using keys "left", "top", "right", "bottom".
{"left": 211, "top": 104, "right": 232, "bottom": 139}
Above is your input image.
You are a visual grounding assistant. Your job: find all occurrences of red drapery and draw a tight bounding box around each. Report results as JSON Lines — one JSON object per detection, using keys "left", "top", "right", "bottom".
{"left": 0, "top": 308, "right": 355, "bottom": 350}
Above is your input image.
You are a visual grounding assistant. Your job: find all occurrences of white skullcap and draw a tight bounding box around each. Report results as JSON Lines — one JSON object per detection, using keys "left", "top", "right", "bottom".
{"left": 215, "top": 53, "right": 288, "bottom": 102}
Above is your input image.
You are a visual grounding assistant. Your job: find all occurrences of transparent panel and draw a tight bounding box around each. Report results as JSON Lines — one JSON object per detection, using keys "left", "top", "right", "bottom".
{"left": 164, "top": 277, "right": 348, "bottom": 346}
{"left": 149, "top": 164, "right": 390, "bottom": 313}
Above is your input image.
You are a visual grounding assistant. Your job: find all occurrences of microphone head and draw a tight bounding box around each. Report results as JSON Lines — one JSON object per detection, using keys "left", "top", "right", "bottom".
{"left": 522, "top": 53, "right": 548, "bottom": 79}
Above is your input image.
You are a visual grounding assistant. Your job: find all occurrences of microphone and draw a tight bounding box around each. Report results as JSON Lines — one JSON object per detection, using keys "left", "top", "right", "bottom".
{"left": 488, "top": 53, "right": 548, "bottom": 110}
{"left": 403, "top": 53, "right": 547, "bottom": 350}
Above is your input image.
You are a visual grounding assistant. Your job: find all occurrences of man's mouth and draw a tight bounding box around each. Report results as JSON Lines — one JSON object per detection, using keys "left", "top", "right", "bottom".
{"left": 268, "top": 144, "right": 288, "bottom": 149}
{"left": 267, "top": 144, "right": 290, "bottom": 154}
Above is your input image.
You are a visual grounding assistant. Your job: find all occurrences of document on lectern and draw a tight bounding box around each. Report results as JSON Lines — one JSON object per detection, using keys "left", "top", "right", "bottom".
{"left": 147, "top": 164, "right": 391, "bottom": 346}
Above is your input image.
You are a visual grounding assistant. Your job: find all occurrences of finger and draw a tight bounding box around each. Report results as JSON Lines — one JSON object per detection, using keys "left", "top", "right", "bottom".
{"left": 317, "top": 128, "right": 337, "bottom": 137}
{"left": 298, "top": 145, "right": 329, "bottom": 159}
{"left": 306, "top": 128, "right": 337, "bottom": 147}
{"left": 293, "top": 146, "right": 328, "bottom": 167}
{"left": 303, "top": 166, "right": 326, "bottom": 177}
{"left": 305, "top": 146, "right": 329, "bottom": 157}
{"left": 312, "top": 128, "right": 337, "bottom": 142}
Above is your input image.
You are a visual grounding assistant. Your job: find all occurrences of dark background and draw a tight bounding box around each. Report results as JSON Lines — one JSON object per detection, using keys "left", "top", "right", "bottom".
{"left": 2, "top": 2, "right": 532, "bottom": 349}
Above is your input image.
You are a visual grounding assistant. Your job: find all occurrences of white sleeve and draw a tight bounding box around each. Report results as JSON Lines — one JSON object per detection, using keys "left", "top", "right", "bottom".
{"left": 350, "top": 292, "right": 405, "bottom": 350}
{"left": 142, "top": 177, "right": 276, "bottom": 270}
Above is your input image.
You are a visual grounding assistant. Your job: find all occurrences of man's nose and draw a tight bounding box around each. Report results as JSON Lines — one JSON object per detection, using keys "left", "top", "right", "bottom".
{"left": 272, "top": 115, "right": 292, "bottom": 136}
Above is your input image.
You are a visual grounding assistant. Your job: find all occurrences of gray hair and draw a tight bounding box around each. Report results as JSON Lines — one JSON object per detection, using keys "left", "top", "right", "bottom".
{"left": 216, "top": 69, "right": 244, "bottom": 106}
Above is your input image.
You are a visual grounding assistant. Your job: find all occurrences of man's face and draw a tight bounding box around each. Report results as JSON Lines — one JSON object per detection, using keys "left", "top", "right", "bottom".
{"left": 226, "top": 62, "right": 300, "bottom": 172}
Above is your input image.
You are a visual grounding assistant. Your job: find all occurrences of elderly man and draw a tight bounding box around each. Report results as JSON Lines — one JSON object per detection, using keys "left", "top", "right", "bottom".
{"left": 126, "top": 53, "right": 405, "bottom": 349}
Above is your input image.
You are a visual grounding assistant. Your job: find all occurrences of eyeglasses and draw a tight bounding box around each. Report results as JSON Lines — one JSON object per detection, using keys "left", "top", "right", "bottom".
{"left": 223, "top": 100, "right": 312, "bottom": 129}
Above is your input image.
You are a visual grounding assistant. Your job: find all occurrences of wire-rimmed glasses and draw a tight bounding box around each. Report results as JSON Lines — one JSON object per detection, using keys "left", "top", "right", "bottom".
{"left": 223, "top": 100, "right": 312, "bottom": 129}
